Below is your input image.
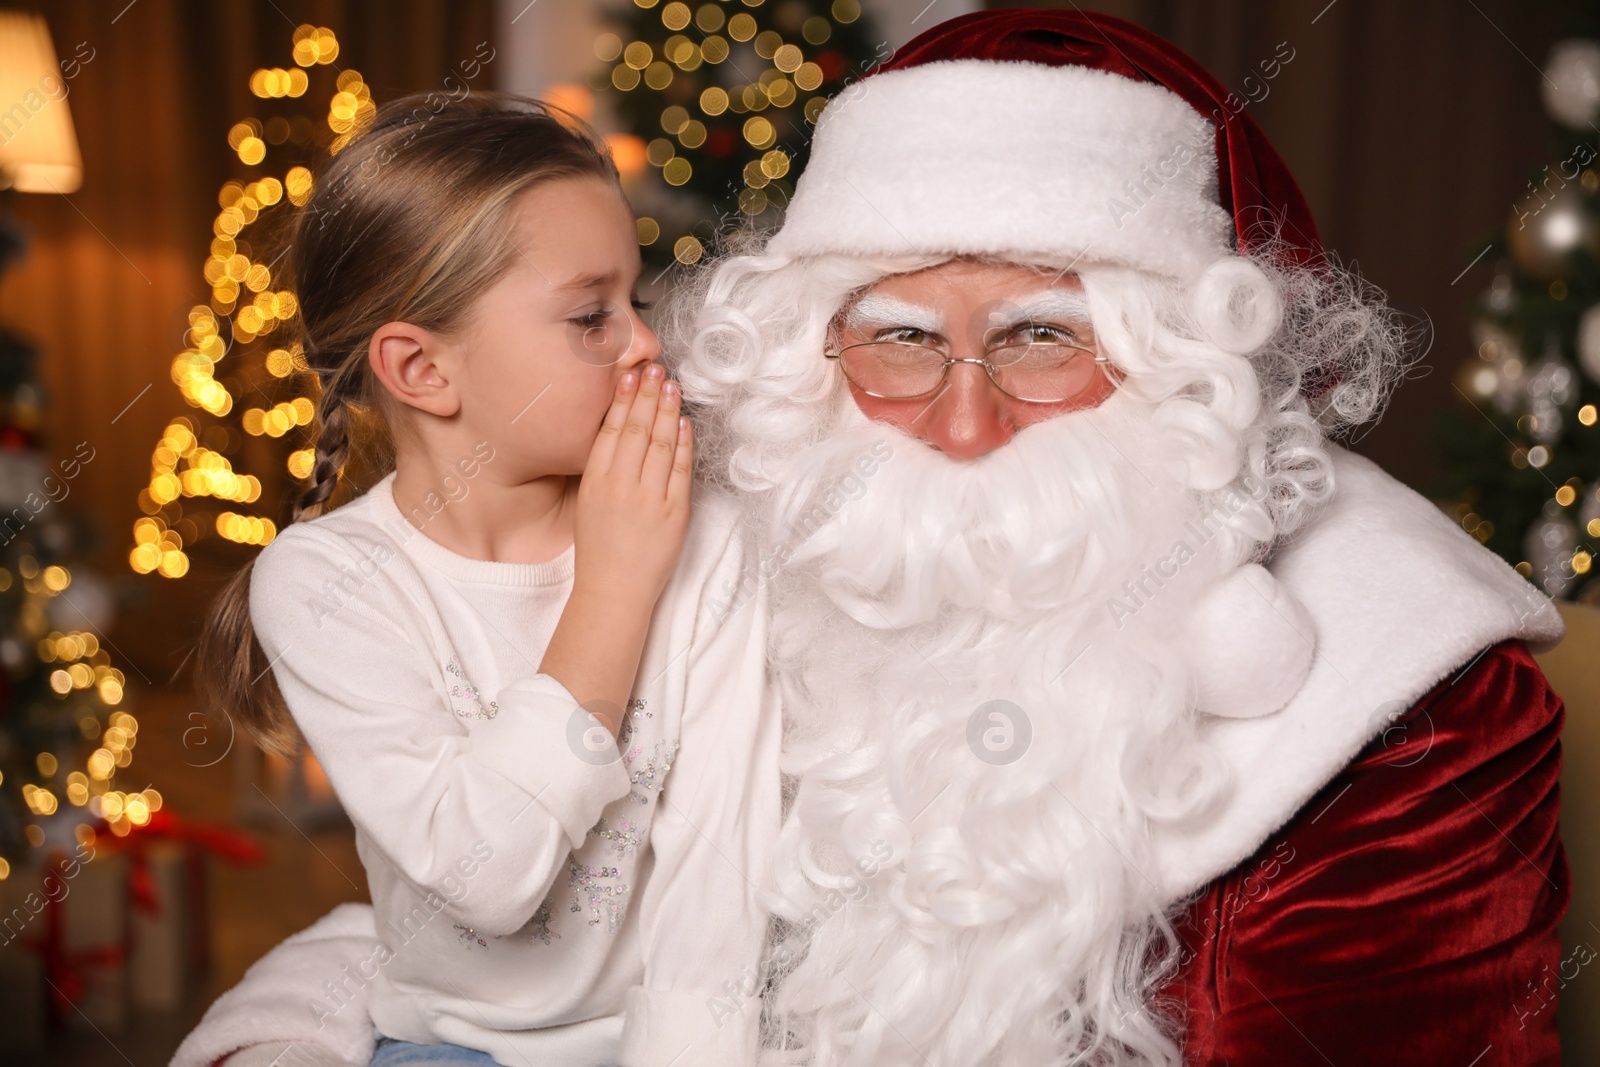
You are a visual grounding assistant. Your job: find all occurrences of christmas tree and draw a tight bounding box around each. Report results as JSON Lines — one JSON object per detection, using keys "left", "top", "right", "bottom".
{"left": 0, "top": 194, "right": 144, "bottom": 874}
{"left": 1433, "top": 26, "right": 1600, "bottom": 601}
{"left": 594, "top": 0, "right": 884, "bottom": 272}
{"left": 128, "top": 25, "right": 373, "bottom": 587}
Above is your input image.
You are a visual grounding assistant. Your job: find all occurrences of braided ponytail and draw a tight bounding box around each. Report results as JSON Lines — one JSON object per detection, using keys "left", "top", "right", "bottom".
{"left": 292, "top": 360, "right": 362, "bottom": 523}
{"left": 195, "top": 89, "right": 619, "bottom": 757}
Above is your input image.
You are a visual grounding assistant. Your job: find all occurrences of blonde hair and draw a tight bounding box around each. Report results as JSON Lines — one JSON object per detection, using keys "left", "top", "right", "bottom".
{"left": 196, "top": 91, "right": 619, "bottom": 756}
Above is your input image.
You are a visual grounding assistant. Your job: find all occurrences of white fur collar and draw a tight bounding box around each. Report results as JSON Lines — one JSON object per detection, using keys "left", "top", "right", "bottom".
{"left": 1149, "top": 445, "right": 1566, "bottom": 903}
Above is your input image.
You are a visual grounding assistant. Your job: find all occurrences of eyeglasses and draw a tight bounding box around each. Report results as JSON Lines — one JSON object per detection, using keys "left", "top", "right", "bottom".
{"left": 824, "top": 336, "right": 1111, "bottom": 403}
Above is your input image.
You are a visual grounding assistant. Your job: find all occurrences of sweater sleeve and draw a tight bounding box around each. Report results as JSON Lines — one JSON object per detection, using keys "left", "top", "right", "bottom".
{"left": 250, "top": 530, "right": 633, "bottom": 937}
{"left": 1166, "top": 638, "right": 1570, "bottom": 1065}
{"left": 617, "top": 517, "right": 782, "bottom": 1067}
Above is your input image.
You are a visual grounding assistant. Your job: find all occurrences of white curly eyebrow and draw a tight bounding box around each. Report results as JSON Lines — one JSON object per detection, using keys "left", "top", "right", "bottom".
{"left": 986, "top": 290, "right": 1094, "bottom": 329}
{"left": 845, "top": 290, "right": 1092, "bottom": 339}
{"left": 843, "top": 293, "right": 943, "bottom": 334}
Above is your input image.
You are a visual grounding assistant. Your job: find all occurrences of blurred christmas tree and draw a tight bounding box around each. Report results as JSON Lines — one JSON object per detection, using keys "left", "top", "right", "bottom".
{"left": 0, "top": 197, "right": 146, "bottom": 873}
{"left": 1433, "top": 24, "right": 1600, "bottom": 601}
{"left": 594, "top": 0, "right": 883, "bottom": 271}
{"left": 128, "top": 25, "right": 372, "bottom": 584}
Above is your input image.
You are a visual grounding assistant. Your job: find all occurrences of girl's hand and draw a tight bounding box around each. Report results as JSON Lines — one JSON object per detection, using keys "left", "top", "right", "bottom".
{"left": 574, "top": 362, "right": 693, "bottom": 610}
{"left": 540, "top": 362, "right": 692, "bottom": 735}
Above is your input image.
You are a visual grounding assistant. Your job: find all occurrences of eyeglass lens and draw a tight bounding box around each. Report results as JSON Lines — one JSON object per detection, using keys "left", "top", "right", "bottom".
{"left": 839, "top": 341, "right": 1099, "bottom": 402}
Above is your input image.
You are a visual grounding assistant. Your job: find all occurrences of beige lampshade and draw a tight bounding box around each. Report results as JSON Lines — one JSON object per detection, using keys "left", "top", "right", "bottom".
{"left": 0, "top": 11, "right": 83, "bottom": 194}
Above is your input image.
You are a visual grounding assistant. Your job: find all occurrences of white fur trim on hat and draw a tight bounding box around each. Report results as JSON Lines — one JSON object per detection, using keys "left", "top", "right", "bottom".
{"left": 769, "top": 59, "right": 1235, "bottom": 279}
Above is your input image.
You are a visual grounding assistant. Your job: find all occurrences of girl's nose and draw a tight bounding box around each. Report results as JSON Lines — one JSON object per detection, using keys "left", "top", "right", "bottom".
{"left": 617, "top": 315, "right": 662, "bottom": 370}
{"left": 918, "top": 362, "right": 1016, "bottom": 460}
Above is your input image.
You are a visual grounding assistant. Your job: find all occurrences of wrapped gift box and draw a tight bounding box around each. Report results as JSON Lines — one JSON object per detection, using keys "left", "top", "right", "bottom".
{"left": 128, "top": 837, "right": 209, "bottom": 1009}
{"left": 2, "top": 844, "right": 132, "bottom": 1033}
{"left": 0, "top": 873, "right": 47, "bottom": 1056}
{"left": 48, "top": 848, "right": 130, "bottom": 1032}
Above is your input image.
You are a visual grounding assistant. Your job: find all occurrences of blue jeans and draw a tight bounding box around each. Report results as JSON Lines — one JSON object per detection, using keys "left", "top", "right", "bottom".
{"left": 369, "top": 1035, "right": 617, "bottom": 1066}
{"left": 369, "top": 1036, "right": 500, "bottom": 1065}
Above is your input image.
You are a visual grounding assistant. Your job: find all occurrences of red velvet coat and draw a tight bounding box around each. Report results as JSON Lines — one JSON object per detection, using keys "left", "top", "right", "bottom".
{"left": 1161, "top": 639, "right": 1569, "bottom": 1064}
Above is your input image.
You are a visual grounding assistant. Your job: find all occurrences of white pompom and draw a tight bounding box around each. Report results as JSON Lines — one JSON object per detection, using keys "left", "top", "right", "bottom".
{"left": 1182, "top": 563, "right": 1315, "bottom": 719}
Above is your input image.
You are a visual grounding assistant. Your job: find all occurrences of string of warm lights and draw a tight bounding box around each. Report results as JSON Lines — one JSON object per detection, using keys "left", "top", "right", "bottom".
{"left": 4, "top": 558, "right": 147, "bottom": 877}
{"left": 131, "top": 25, "right": 362, "bottom": 580}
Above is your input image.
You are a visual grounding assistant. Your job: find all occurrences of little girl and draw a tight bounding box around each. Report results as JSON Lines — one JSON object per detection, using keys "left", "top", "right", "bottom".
{"left": 195, "top": 93, "right": 778, "bottom": 1067}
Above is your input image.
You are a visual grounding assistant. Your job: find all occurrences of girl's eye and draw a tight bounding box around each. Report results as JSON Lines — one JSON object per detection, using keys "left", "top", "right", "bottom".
{"left": 575, "top": 298, "right": 650, "bottom": 328}
{"left": 631, "top": 298, "right": 652, "bottom": 312}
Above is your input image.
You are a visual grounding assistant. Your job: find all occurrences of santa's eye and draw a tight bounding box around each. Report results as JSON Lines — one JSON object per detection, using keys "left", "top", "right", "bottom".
{"left": 1008, "top": 322, "right": 1080, "bottom": 345}
{"left": 876, "top": 326, "right": 933, "bottom": 345}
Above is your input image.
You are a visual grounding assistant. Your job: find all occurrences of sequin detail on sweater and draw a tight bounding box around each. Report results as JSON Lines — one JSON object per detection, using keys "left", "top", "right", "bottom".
{"left": 453, "top": 923, "right": 489, "bottom": 950}
{"left": 625, "top": 740, "right": 680, "bottom": 804}
{"left": 527, "top": 901, "right": 560, "bottom": 946}
{"left": 568, "top": 861, "right": 629, "bottom": 932}
{"left": 587, "top": 816, "right": 643, "bottom": 857}
{"left": 617, "top": 696, "right": 651, "bottom": 748}
{"left": 444, "top": 657, "right": 498, "bottom": 720}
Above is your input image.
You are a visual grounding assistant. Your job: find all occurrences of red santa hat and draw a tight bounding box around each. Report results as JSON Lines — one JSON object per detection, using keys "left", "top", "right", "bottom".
{"left": 768, "top": 8, "right": 1324, "bottom": 282}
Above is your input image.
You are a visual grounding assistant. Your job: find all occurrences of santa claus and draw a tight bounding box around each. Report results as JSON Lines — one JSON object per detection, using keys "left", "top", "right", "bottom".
{"left": 666, "top": 9, "right": 1568, "bottom": 1065}
{"left": 177, "top": 9, "right": 1569, "bottom": 1067}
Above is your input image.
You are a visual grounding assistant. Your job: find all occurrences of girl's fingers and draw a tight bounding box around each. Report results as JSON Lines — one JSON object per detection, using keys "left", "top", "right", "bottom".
{"left": 614, "top": 365, "right": 665, "bottom": 477}
{"left": 587, "top": 371, "right": 638, "bottom": 474}
{"left": 666, "top": 415, "right": 693, "bottom": 504}
{"left": 640, "top": 379, "right": 683, "bottom": 492}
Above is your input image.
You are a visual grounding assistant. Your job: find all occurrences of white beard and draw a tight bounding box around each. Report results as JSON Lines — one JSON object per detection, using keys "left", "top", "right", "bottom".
{"left": 756, "top": 387, "right": 1266, "bottom": 1066}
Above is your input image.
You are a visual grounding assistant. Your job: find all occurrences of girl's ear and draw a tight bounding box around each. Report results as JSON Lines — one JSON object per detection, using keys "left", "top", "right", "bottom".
{"left": 368, "top": 322, "right": 460, "bottom": 419}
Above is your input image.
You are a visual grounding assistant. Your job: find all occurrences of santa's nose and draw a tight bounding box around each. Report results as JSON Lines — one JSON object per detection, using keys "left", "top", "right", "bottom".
{"left": 917, "top": 362, "right": 1017, "bottom": 460}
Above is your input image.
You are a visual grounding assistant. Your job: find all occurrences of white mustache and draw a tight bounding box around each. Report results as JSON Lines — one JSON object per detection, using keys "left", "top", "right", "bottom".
{"left": 766, "top": 388, "right": 1214, "bottom": 634}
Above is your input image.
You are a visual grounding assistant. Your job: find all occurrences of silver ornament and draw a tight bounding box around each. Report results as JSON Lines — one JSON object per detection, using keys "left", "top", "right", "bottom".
{"left": 1579, "top": 303, "right": 1600, "bottom": 384}
{"left": 1524, "top": 499, "right": 1578, "bottom": 597}
{"left": 1485, "top": 268, "right": 1516, "bottom": 314}
{"left": 1543, "top": 39, "right": 1600, "bottom": 128}
{"left": 1523, "top": 342, "right": 1577, "bottom": 444}
{"left": 1468, "top": 320, "right": 1524, "bottom": 414}
{"left": 1508, "top": 180, "right": 1600, "bottom": 279}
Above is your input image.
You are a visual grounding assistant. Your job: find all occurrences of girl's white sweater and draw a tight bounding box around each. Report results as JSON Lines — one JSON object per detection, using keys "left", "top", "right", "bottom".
{"left": 245, "top": 471, "right": 779, "bottom": 1067}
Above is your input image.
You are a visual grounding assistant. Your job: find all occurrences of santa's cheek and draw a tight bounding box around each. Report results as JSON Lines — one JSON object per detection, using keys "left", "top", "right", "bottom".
{"left": 1013, "top": 381, "right": 1115, "bottom": 429}
{"left": 849, "top": 389, "right": 929, "bottom": 436}
{"left": 1012, "top": 403, "right": 1071, "bottom": 430}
